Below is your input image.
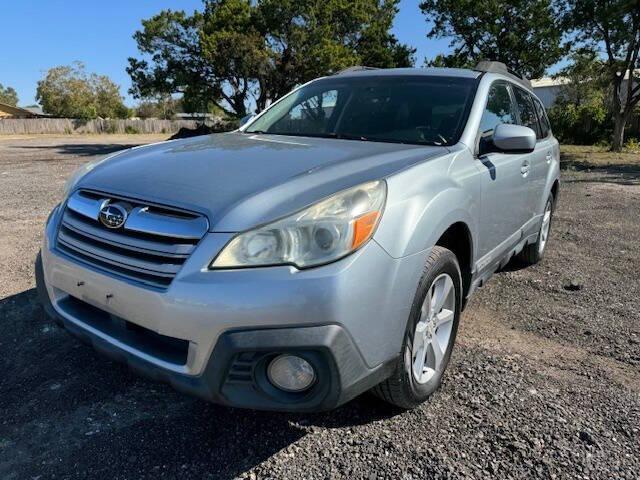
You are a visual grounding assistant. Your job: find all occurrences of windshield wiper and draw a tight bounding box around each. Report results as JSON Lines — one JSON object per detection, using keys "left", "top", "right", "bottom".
{"left": 332, "top": 133, "right": 370, "bottom": 141}
{"left": 243, "top": 130, "right": 441, "bottom": 147}
{"left": 244, "top": 129, "right": 268, "bottom": 134}
{"left": 245, "top": 130, "right": 336, "bottom": 139}
{"left": 245, "top": 130, "right": 370, "bottom": 141}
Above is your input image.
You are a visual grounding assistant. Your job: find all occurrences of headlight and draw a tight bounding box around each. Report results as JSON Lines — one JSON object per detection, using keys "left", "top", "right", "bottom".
{"left": 211, "top": 180, "right": 387, "bottom": 269}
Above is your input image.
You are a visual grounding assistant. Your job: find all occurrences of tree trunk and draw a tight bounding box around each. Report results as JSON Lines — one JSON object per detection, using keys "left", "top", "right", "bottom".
{"left": 611, "top": 113, "right": 627, "bottom": 152}
{"left": 232, "top": 95, "right": 247, "bottom": 118}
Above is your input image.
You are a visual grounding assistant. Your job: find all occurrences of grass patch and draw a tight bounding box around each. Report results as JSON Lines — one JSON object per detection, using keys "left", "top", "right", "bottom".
{"left": 561, "top": 145, "right": 640, "bottom": 170}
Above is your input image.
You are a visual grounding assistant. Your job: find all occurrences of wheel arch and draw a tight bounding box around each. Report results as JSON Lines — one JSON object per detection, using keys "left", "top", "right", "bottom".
{"left": 434, "top": 221, "right": 473, "bottom": 304}
{"left": 551, "top": 178, "right": 560, "bottom": 206}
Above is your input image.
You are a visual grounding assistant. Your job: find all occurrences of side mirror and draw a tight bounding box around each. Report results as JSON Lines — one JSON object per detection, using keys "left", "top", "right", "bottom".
{"left": 492, "top": 124, "right": 536, "bottom": 153}
{"left": 239, "top": 113, "right": 256, "bottom": 127}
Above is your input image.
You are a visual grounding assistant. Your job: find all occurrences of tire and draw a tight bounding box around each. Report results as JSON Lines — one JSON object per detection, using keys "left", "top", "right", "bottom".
{"left": 372, "top": 246, "right": 462, "bottom": 409}
{"left": 517, "top": 193, "right": 554, "bottom": 265}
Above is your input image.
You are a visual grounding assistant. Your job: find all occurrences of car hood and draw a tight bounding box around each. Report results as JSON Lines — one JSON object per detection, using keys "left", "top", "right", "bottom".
{"left": 77, "top": 132, "right": 447, "bottom": 231}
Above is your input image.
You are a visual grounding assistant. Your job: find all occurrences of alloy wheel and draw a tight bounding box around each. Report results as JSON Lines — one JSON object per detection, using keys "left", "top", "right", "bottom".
{"left": 411, "top": 273, "right": 456, "bottom": 384}
{"left": 538, "top": 201, "right": 552, "bottom": 255}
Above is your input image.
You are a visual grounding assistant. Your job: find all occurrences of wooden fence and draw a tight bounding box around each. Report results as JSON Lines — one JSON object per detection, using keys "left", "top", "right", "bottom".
{"left": 0, "top": 118, "right": 223, "bottom": 135}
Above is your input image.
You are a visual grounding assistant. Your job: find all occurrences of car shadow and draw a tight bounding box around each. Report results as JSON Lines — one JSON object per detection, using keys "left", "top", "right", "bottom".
{"left": 560, "top": 160, "right": 640, "bottom": 186}
{"left": 497, "top": 259, "right": 529, "bottom": 272}
{"left": 0, "top": 288, "right": 400, "bottom": 479}
{"left": 10, "top": 143, "right": 153, "bottom": 158}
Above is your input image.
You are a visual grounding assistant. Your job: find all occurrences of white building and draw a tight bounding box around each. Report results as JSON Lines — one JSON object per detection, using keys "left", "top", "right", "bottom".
{"left": 532, "top": 69, "right": 639, "bottom": 108}
{"left": 531, "top": 77, "right": 570, "bottom": 108}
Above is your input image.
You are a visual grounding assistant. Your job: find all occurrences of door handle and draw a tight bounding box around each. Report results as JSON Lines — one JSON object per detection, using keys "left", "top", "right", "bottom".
{"left": 545, "top": 152, "right": 553, "bottom": 163}
{"left": 521, "top": 160, "right": 531, "bottom": 177}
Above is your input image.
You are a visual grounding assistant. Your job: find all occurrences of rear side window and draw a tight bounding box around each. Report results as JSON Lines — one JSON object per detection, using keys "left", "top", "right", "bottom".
{"left": 478, "top": 83, "right": 517, "bottom": 135}
{"left": 513, "top": 88, "right": 542, "bottom": 138}
{"left": 533, "top": 98, "right": 551, "bottom": 138}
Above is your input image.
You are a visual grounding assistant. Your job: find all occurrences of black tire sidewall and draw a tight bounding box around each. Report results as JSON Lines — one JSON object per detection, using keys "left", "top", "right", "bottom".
{"left": 401, "top": 248, "right": 462, "bottom": 403}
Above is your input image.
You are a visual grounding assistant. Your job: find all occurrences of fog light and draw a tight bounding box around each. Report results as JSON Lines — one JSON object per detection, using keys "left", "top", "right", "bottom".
{"left": 267, "top": 354, "right": 316, "bottom": 392}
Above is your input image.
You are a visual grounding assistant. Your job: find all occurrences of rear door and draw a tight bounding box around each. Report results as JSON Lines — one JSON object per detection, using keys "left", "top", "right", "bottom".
{"left": 512, "top": 87, "right": 550, "bottom": 233}
{"left": 531, "top": 96, "right": 556, "bottom": 204}
{"left": 475, "top": 82, "right": 532, "bottom": 259}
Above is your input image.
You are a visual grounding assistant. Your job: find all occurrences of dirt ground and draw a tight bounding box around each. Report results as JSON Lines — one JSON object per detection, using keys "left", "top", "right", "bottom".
{"left": 0, "top": 135, "right": 639, "bottom": 479}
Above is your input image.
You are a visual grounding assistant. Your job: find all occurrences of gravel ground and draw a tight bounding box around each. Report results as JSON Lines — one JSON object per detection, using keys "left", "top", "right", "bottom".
{"left": 0, "top": 135, "right": 638, "bottom": 479}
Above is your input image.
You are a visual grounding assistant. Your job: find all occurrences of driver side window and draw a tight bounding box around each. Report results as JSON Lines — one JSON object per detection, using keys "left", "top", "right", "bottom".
{"left": 478, "top": 83, "right": 517, "bottom": 155}
{"left": 269, "top": 90, "right": 339, "bottom": 135}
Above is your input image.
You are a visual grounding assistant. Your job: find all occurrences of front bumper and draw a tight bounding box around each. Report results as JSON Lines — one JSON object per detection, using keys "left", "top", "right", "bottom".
{"left": 37, "top": 205, "right": 427, "bottom": 411}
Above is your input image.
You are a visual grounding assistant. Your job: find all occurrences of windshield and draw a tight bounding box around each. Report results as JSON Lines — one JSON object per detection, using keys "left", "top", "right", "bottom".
{"left": 245, "top": 75, "right": 477, "bottom": 146}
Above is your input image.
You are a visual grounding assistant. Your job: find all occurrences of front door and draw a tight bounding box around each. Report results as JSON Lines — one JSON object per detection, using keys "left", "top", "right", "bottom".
{"left": 475, "top": 82, "right": 532, "bottom": 260}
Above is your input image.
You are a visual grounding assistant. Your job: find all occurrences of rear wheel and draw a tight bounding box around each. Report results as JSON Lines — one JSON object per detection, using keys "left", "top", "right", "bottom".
{"left": 518, "top": 193, "right": 554, "bottom": 265}
{"left": 372, "top": 246, "right": 462, "bottom": 409}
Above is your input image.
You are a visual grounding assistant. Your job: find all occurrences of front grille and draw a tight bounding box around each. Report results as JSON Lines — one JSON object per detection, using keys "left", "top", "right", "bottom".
{"left": 56, "top": 190, "right": 208, "bottom": 289}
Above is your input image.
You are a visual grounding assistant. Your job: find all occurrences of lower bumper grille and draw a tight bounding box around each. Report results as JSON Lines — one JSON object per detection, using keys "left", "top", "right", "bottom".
{"left": 56, "top": 190, "right": 208, "bottom": 289}
{"left": 59, "top": 295, "right": 189, "bottom": 365}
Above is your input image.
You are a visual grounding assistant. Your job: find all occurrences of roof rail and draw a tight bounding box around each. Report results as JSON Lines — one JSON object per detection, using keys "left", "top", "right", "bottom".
{"left": 334, "top": 66, "right": 380, "bottom": 75}
{"left": 474, "top": 61, "right": 532, "bottom": 89}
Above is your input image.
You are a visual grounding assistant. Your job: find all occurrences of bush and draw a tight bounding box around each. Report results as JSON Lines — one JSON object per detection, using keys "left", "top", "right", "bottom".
{"left": 624, "top": 138, "right": 640, "bottom": 153}
{"left": 124, "top": 125, "right": 140, "bottom": 134}
{"left": 548, "top": 99, "right": 610, "bottom": 145}
{"left": 545, "top": 51, "right": 614, "bottom": 146}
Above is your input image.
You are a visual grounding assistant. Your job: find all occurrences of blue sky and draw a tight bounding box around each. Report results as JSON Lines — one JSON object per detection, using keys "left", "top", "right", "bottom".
{"left": 1, "top": 0, "right": 452, "bottom": 107}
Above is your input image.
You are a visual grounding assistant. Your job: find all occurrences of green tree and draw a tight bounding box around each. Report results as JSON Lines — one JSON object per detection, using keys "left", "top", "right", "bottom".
{"left": 36, "top": 64, "right": 95, "bottom": 118}
{"left": 136, "top": 95, "right": 183, "bottom": 119}
{"left": 547, "top": 50, "right": 610, "bottom": 144}
{"left": 252, "top": 0, "right": 414, "bottom": 110}
{"left": 0, "top": 83, "right": 19, "bottom": 106}
{"left": 127, "top": 9, "right": 237, "bottom": 115}
{"left": 93, "top": 75, "right": 130, "bottom": 118}
{"left": 355, "top": 0, "right": 416, "bottom": 68}
{"left": 419, "top": 0, "right": 566, "bottom": 78}
{"left": 36, "top": 63, "right": 129, "bottom": 119}
{"left": 200, "top": 0, "right": 270, "bottom": 115}
{"left": 127, "top": 0, "right": 415, "bottom": 116}
{"left": 562, "top": 0, "right": 640, "bottom": 151}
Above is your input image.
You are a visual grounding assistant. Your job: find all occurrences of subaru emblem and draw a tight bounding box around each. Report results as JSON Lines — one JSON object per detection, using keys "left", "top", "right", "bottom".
{"left": 99, "top": 202, "right": 128, "bottom": 229}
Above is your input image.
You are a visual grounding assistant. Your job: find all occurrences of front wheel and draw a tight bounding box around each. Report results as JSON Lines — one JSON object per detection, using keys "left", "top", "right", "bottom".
{"left": 372, "top": 246, "right": 462, "bottom": 409}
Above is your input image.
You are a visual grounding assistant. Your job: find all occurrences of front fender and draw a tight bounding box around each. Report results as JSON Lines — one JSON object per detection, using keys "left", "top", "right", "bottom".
{"left": 374, "top": 151, "right": 480, "bottom": 260}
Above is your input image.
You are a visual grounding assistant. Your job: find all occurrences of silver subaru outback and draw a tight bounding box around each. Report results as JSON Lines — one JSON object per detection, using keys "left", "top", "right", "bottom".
{"left": 37, "top": 62, "right": 559, "bottom": 411}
